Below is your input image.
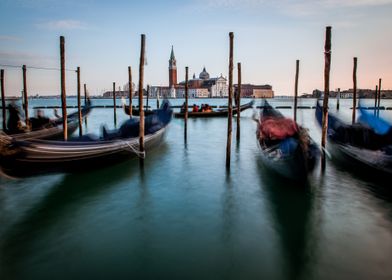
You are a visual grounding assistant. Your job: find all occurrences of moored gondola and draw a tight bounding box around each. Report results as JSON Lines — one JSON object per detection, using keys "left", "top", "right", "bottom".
{"left": 0, "top": 101, "right": 172, "bottom": 178}
{"left": 123, "top": 104, "right": 155, "bottom": 116}
{"left": 257, "top": 101, "right": 319, "bottom": 181}
{"left": 3, "top": 101, "right": 92, "bottom": 141}
{"left": 174, "top": 100, "right": 254, "bottom": 118}
{"left": 315, "top": 101, "right": 392, "bottom": 177}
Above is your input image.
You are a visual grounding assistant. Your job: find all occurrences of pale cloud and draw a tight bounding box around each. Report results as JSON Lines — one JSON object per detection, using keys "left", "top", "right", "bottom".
{"left": 35, "top": 19, "right": 87, "bottom": 30}
{"left": 0, "top": 50, "right": 56, "bottom": 66}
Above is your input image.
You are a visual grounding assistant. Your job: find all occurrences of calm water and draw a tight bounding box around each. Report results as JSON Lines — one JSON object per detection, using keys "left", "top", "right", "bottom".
{"left": 0, "top": 98, "right": 391, "bottom": 280}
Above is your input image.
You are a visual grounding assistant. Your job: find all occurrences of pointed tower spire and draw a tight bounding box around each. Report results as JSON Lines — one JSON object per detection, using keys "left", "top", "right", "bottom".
{"left": 170, "top": 45, "right": 176, "bottom": 60}
{"left": 169, "top": 45, "right": 177, "bottom": 87}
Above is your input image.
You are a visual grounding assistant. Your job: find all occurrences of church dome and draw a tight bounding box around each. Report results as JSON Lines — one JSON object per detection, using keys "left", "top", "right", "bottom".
{"left": 199, "top": 67, "right": 210, "bottom": 80}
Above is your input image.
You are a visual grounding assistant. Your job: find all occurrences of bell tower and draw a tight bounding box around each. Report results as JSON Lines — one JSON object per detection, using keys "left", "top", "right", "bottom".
{"left": 169, "top": 46, "right": 177, "bottom": 87}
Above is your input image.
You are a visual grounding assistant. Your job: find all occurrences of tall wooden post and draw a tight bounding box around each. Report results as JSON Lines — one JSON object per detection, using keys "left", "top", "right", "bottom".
{"left": 60, "top": 36, "right": 67, "bottom": 140}
{"left": 128, "top": 66, "right": 133, "bottom": 118}
{"left": 22, "top": 65, "right": 29, "bottom": 126}
{"left": 321, "top": 26, "right": 332, "bottom": 170}
{"left": 1, "top": 69, "right": 5, "bottom": 130}
{"left": 294, "top": 60, "right": 299, "bottom": 122}
{"left": 113, "top": 82, "right": 117, "bottom": 125}
{"left": 226, "top": 32, "right": 234, "bottom": 169}
{"left": 76, "top": 67, "right": 82, "bottom": 136}
{"left": 236, "top": 62, "right": 241, "bottom": 141}
{"left": 139, "top": 34, "right": 146, "bottom": 161}
{"left": 185, "top": 66, "right": 189, "bottom": 122}
{"left": 84, "top": 83, "right": 87, "bottom": 105}
{"left": 377, "top": 78, "right": 382, "bottom": 116}
{"left": 352, "top": 57, "right": 357, "bottom": 124}
{"left": 336, "top": 88, "right": 340, "bottom": 110}
{"left": 374, "top": 85, "right": 378, "bottom": 116}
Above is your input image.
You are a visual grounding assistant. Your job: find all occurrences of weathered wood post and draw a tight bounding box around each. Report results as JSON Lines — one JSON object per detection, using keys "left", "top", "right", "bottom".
{"left": 1, "top": 69, "right": 6, "bottom": 130}
{"left": 128, "top": 66, "right": 133, "bottom": 117}
{"left": 321, "top": 26, "right": 332, "bottom": 170}
{"left": 185, "top": 66, "right": 189, "bottom": 123}
{"left": 377, "top": 78, "right": 382, "bottom": 117}
{"left": 374, "top": 85, "right": 378, "bottom": 116}
{"left": 84, "top": 83, "right": 87, "bottom": 106}
{"left": 22, "top": 64, "right": 29, "bottom": 126}
{"left": 112, "top": 82, "right": 117, "bottom": 125}
{"left": 60, "top": 36, "right": 67, "bottom": 140}
{"left": 226, "top": 32, "right": 234, "bottom": 169}
{"left": 76, "top": 67, "right": 82, "bottom": 136}
{"left": 336, "top": 88, "right": 340, "bottom": 110}
{"left": 236, "top": 62, "right": 241, "bottom": 141}
{"left": 83, "top": 83, "right": 88, "bottom": 127}
{"left": 352, "top": 57, "right": 357, "bottom": 124}
{"left": 294, "top": 59, "right": 299, "bottom": 122}
{"left": 139, "top": 34, "right": 146, "bottom": 163}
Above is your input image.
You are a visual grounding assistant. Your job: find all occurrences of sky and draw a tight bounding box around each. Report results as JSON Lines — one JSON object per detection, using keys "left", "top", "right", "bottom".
{"left": 0, "top": 0, "right": 392, "bottom": 96}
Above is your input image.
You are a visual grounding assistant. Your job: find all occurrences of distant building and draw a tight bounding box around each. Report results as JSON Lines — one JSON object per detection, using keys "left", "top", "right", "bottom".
{"left": 234, "top": 84, "right": 274, "bottom": 98}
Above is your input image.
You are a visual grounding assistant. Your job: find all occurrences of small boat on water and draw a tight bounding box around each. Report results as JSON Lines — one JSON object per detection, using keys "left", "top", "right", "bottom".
{"left": 3, "top": 101, "right": 92, "bottom": 141}
{"left": 257, "top": 101, "right": 319, "bottom": 181}
{"left": 0, "top": 101, "right": 172, "bottom": 178}
{"left": 123, "top": 104, "right": 155, "bottom": 116}
{"left": 315, "top": 101, "right": 392, "bottom": 177}
{"left": 174, "top": 100, "right": 254, "bottom": 118}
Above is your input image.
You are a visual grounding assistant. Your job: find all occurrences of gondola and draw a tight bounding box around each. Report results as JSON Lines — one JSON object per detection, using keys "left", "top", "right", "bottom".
{"left": 315, "top": 101, "right": 392, "bottom": 177}
{"left": 173, "top": 100, "right": 254, "bottom": 118}
{"left": 123, "top": 104, "right": 155, "bottom": 116}
{"left": 256, "top": 101, "right": 319, "bottom": 181}
{"left": 0, "top": 101, "right": 172, "bottom": 178}
{"left": 3, "top": 102, "right": 92, "bottom": 141}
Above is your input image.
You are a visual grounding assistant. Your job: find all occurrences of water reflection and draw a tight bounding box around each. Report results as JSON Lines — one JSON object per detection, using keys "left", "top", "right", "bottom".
{"left": 258, "top": 164, "right": 314, "bottom": 280}
{"left": 0, "top": 160, "right": 141, "bottom": 279}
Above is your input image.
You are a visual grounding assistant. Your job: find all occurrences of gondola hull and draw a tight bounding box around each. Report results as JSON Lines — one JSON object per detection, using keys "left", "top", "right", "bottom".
{"left": 256, "top": 101, "right": 319, "bottom": 181}
{"left": 0, "top": 101, "right": 172, "bottom": 178}
{"left": 174, "top": 101, "right": 254, "bottom": 118}
{"left": 315, "top": 102, "right": 392, "bottom": 178}
{"left": 0, "top": 128, "right": 166, "bottom": 178}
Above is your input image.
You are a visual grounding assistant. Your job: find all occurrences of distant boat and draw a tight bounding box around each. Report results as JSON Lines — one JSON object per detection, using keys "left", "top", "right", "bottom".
{"left": 123, "top": 104, "right": 155, "bottom": 116}
{"left": 0, "top": 101, "right": 172, "bottom": 178}
{"left": 257, "top": 101, "right": 319, "bottom": 181}
{"left": 3, "top": 100, "right": 92, "bottom": 141}
{"left": 315, "top": 101, "right": 392, "bottom": 177}
{"left": 174, "top": 100, "right": 254, "bottom": 118}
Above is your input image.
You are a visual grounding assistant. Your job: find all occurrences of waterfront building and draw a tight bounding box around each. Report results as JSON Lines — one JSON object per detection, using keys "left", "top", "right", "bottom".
{"left": 234, "top": 84, "right": 274, "bottom": 98}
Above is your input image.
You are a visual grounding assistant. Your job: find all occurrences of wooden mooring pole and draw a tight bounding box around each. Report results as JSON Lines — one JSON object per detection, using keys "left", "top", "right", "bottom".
{"left": 321, "top": 26, "right": 332, "bottom": 171}
{"left": 139, "top": 34, "right": 146, "bottom": 163}
{"left": 1, "top": 69, "right": 6, "bottom": 130}
{"left": 336, "top": 88, "right": 340, "bottom": 110}
{"left": 226, "top": 32, "right": 234, "bottom": 169}
{"left": 128, "top": 66, "right": 133, "bottom": 118}
{"left": 185, "top": 66, "right": 189, "bottom": 123}
{"left": 76, "top": 67, "right": 82, "bottom": 136}
{"left": 352, "top": 57, "right": 357, "bottom": 124}
{"left": 377, "top": 78, "right": 382, "bottom": 117}
{"left": 22, "top": 64, "right": 29, "bottom": 126}
{"left": 83, "top": 83, "right": 88, "bottom": 127}
{"left": 60, "top": 36, "right": 67, "bottom": 140}
{"left": 84, "top": 83, "right": 88, "bottom": 105}
{"left": 374, "top": 85, "right": 378, "bottom": 116}
{"left": 236, "top": 62, "right": 241, "bottom": 141}
{"left": 294, "top": 59, "right": 299, "bottom": 122}
{"left": 113, "top": 82, "right": 117, "bottom": 125}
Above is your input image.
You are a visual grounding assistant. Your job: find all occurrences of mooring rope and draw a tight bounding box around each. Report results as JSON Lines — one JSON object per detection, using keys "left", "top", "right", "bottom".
{"left": 123, "top": 140, "right": 145, "bottom": 159}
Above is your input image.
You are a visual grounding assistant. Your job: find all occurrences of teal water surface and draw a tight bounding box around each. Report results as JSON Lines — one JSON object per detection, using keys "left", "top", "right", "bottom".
{"left": 0, "top": 98, "right": 391, "bottom": 280}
